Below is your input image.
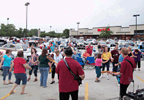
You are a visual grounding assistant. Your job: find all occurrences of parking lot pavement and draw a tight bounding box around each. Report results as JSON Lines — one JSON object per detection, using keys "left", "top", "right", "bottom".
{"left": 0, "top": 61, "right": 144, "bottom": 100}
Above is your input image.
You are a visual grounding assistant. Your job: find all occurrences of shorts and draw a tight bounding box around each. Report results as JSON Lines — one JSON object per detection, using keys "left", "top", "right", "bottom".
{"left": 15, "top": 73, "right": 27, "bottom": 85}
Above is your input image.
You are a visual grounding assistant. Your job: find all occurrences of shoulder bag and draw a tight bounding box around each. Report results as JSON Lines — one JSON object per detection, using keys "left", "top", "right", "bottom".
{"left": 63, "top": 59, "right": 82, "bottom": 85}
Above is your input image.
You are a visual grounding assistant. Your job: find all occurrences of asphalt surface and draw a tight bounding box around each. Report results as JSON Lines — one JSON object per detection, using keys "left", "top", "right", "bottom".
{"left": 0, "top": 46, "right": 144, "bottom": 100}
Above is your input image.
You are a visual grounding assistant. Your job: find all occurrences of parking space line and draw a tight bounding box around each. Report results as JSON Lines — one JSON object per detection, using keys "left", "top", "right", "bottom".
{"left": 85, "top": 83, "right": 89, "bottom": 100}
{"left": 136, "top": 76, "right": 144, "bottom": 83}
{"left": 0, "top": 90, "right": 16, "bottom": 100}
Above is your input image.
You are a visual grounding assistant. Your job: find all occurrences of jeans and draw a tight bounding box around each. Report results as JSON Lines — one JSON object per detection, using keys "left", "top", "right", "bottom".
{"left": 102, "top": 60, "right": 110, "bottom": 71}
{"left": 60, "top": 90, "right": 78, "bottom": 100}
{"left": 95, "top": 66, "right": 101, "bottom": 78}
{"left": 3, "top": 67, "right": 12, "bottom": 81}
{"left": 39, "top": 67, "right": 49, "bottom": 87}
{"left": 29, "top": 65, "right": 38, "bottom": 77}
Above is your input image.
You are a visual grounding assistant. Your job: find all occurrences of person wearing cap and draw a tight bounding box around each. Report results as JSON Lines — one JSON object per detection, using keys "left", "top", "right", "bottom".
{"left": 56, "top": 47, "right": 85, "bottom": 100}
{"left": 85, "top": 43, "right": 93, "bottom": 56}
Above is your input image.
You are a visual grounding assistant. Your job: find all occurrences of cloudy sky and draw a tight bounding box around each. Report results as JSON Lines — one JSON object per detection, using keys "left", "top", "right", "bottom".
{"left": 0, "top": 0, "right": 144, "bottom": 32}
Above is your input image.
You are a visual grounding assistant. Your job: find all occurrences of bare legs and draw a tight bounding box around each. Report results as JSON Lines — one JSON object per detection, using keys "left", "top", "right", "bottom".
{"left": 9, "top": 83, "right": 27, "bottom": 95}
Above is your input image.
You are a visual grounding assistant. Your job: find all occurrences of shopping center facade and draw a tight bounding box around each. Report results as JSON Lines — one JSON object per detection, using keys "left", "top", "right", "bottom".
{"left": 70, "top": 24, "right": 144, "bottom": 39}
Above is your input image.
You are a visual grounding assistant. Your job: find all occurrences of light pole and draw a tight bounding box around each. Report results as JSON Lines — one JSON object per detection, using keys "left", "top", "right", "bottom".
{"left": 7, "top": 18, "right": 9, "bottom": 35}
{"left": 25, "top": 2, "right": 30, "bottom": 38}
{"left": 50, "top": 26, "right": 52, "bottom": 32}
{"left": 77, "top": 22, "right": 80, "bottom": 38}
{"left": 133, "top": 14, "right": 140, "bottom": 40}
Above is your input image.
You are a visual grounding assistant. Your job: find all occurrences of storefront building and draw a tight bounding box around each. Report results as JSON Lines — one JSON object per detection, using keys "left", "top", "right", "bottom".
{"left": 70, "top": 24, "right": 144, "bottom": 40}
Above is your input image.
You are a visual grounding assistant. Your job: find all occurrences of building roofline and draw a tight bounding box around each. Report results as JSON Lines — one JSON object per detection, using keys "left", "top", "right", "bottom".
{"left": 129, "top": 24, "right": 144, "bottom": 26}
{"left": 93, "top": 26, "right": 122, "bottom": 29}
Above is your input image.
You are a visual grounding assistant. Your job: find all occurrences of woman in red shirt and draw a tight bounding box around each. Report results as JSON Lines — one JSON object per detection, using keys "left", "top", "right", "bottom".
{"left": 9, "top": 51, "right": 31, "bottom": 95}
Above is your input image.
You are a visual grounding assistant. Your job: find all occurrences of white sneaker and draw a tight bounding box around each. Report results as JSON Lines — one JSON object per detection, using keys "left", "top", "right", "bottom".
{"left": 101, "top": 75, "right": 103, "bottom": 78}
{"left": 117, "top": 84, "right": 120, "bottom": 87}
{"left": 107, "top": 76, "right": 109, "bottom": 80}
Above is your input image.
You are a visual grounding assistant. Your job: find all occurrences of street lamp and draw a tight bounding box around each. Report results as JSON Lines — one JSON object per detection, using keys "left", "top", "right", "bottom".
{"left": 77, "top": 22, "right": 80, "bottom": 38}
{"left": 133, "top": 14, "right": 140, "bottom": 40}
{"left": 50, "top": 26, "right": 52, "bottom": 32}
{"left": 7, "top": 18, "right": 9, "bottom": 35}
{"left": 25, "top": 2, "right": 30, "bottom": 38}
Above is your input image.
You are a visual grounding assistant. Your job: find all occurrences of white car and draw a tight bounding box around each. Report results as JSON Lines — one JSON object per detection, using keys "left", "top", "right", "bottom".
{"left": 0, "top": 44, "right": 42, "bottom": 62}
{"left": 118, "top": 40, "right": 128, "bottom": 45}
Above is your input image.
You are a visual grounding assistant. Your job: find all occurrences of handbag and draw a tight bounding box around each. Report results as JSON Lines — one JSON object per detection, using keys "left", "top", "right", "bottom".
{"left": 63, "top": 59, "right": 82, "bottom": 85}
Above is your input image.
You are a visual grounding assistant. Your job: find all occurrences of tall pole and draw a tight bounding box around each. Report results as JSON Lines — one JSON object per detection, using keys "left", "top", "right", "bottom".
{"left": 7, "top": 18, "right": 9, "bottom": 35}
{"left": 133, "top": 14, "right": 140, "bottom": 40}
{"left": 50, "top": 26, "right": 52, "bottom": 32}
{"left": 25, "top": 6, "right": 28, "bottom": 38}
{"left": 25, "top": 2, "right": 30, "bottom": 38}
{"left": 77, "top": 22, "right": 80, "bottom": 38}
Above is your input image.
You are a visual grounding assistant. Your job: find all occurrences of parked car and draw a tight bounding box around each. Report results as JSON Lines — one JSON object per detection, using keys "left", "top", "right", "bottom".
{"left": 126, "top": 40, "right": 134, "bottom": 46}
{"left": 84, "top": 39, "right": 97, "bottom": 45}
{"left": 107, "top": 44, "right": 116, "bottom": 51}
{"left": 77, "top": 40, "right": 85, "bottom": 49}
{"left": 118, "top": 40, "right": 128, "bottom": 45}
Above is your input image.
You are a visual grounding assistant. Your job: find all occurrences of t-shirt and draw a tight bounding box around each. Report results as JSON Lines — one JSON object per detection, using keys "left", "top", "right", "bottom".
{"left": 38, "top": 55, "right": 50, "bottom": 68}
{"left": 25, "top": 40, "right": 29, "bottom": 45}
{"left": 86, "top": 46, "right": 93, "bottom": 55}
{"left": 54, "top": 54, "right": 63, "bottom": 63}
{"left": 102, "top": 52, "right": 111, "bottom": 60}
{"left": 3, "top": 55, "right": 12, "bottom": 67}
{"left": 72, "top": 54, "right": 79, "bottom": 60}
{"left": 22, "top": 44, "right": 28, "bottom": 50}
{"left": 13, "top": 57, "right": 26, "bottom": 73}
{"left": 56, "top": 58, "right": 84, "bottom": 92}
{"left": 133, "top": 51, "right": 141, "bottom": 61}
{"left": 119, "top": 54, "right": 124, "bottom": 63}
{"left": 83, "top": 53, "right": 90, "bottom": 58}
{"left": 120, "top": 56, "right": 136, "bottom": 84}
{"left": 111, "top": 50, "right": 119, "bottom": 63}
{"left": 50, "top": 46, "right": 55, "bottom": 52}
{"left": 95, "top": 58, "right": 102, "bottom": 66}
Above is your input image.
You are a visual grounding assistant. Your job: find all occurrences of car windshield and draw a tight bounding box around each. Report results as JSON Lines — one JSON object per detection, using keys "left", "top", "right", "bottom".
{"left": 78, "top": 40, "right": 84, "bottom": 43}
{"left": 99, "top": 41, "right": 106, "bottom": 45}
{"left": 15, "top": 45, "right": 22, "bottom": 49}
{"left": 31, "top": 38, "right": 40, "bottom": 40}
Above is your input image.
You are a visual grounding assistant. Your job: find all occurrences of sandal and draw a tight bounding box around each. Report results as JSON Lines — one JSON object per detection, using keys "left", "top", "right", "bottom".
{"left": 27, "top": 78, "right": 30, "bottom": 81}
{"left": 34, "top": 78, "right": 38, "bottom": 82}
{"left": 21, "top": 92, "right": 27, "bottom": 95}
{"left": 3, "top": 83, "right": 9, "bottom": 85}
{"left": 9, "top": 82, "right": 14, "bottom": 84}
{"left": 95, "top": 80, "right": 100, "bottom": 82}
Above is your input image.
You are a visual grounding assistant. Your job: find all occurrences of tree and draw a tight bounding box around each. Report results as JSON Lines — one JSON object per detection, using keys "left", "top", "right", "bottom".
{"left": 63, "top": 29, "right": 69, "bottom": 38}
{"left": 99, "top": 27, "right": 113, "bottom": 39}
{"left": 27, "top": 33, "right": 35, "bottom": 37}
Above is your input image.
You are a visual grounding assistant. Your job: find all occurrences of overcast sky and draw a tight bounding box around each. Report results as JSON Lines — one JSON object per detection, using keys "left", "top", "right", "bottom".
{"left": 0, "top": 0, "right": 144, "bottom": 32}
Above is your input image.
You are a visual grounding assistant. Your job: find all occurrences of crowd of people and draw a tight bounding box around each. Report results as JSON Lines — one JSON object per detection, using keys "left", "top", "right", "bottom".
{"left": 0, "top": 39, "right": 143, "bottom": 100}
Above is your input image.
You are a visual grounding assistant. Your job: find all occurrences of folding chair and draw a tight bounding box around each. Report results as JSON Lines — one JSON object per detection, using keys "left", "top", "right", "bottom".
{"left": 86, "top": 57, "right": 95, "bottom": 69}
{"left": 77, "top": 53, "right": 81, "bottom": 57}
{"left": 76, "top": 57, "right": 85, "bottom": 68}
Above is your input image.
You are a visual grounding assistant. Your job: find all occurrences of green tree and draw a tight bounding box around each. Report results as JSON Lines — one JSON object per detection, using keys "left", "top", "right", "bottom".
{"left": 27, "top": 33, "right": 35, "bottom": 37}
{"left": 40, "top": 33, "right": 46, "bottom": 37}
{"left": 63, "top": 29, "right": 69, "bottom": 38}
{"left": 99, "top": 27, "right": 113, "bottom": 39}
